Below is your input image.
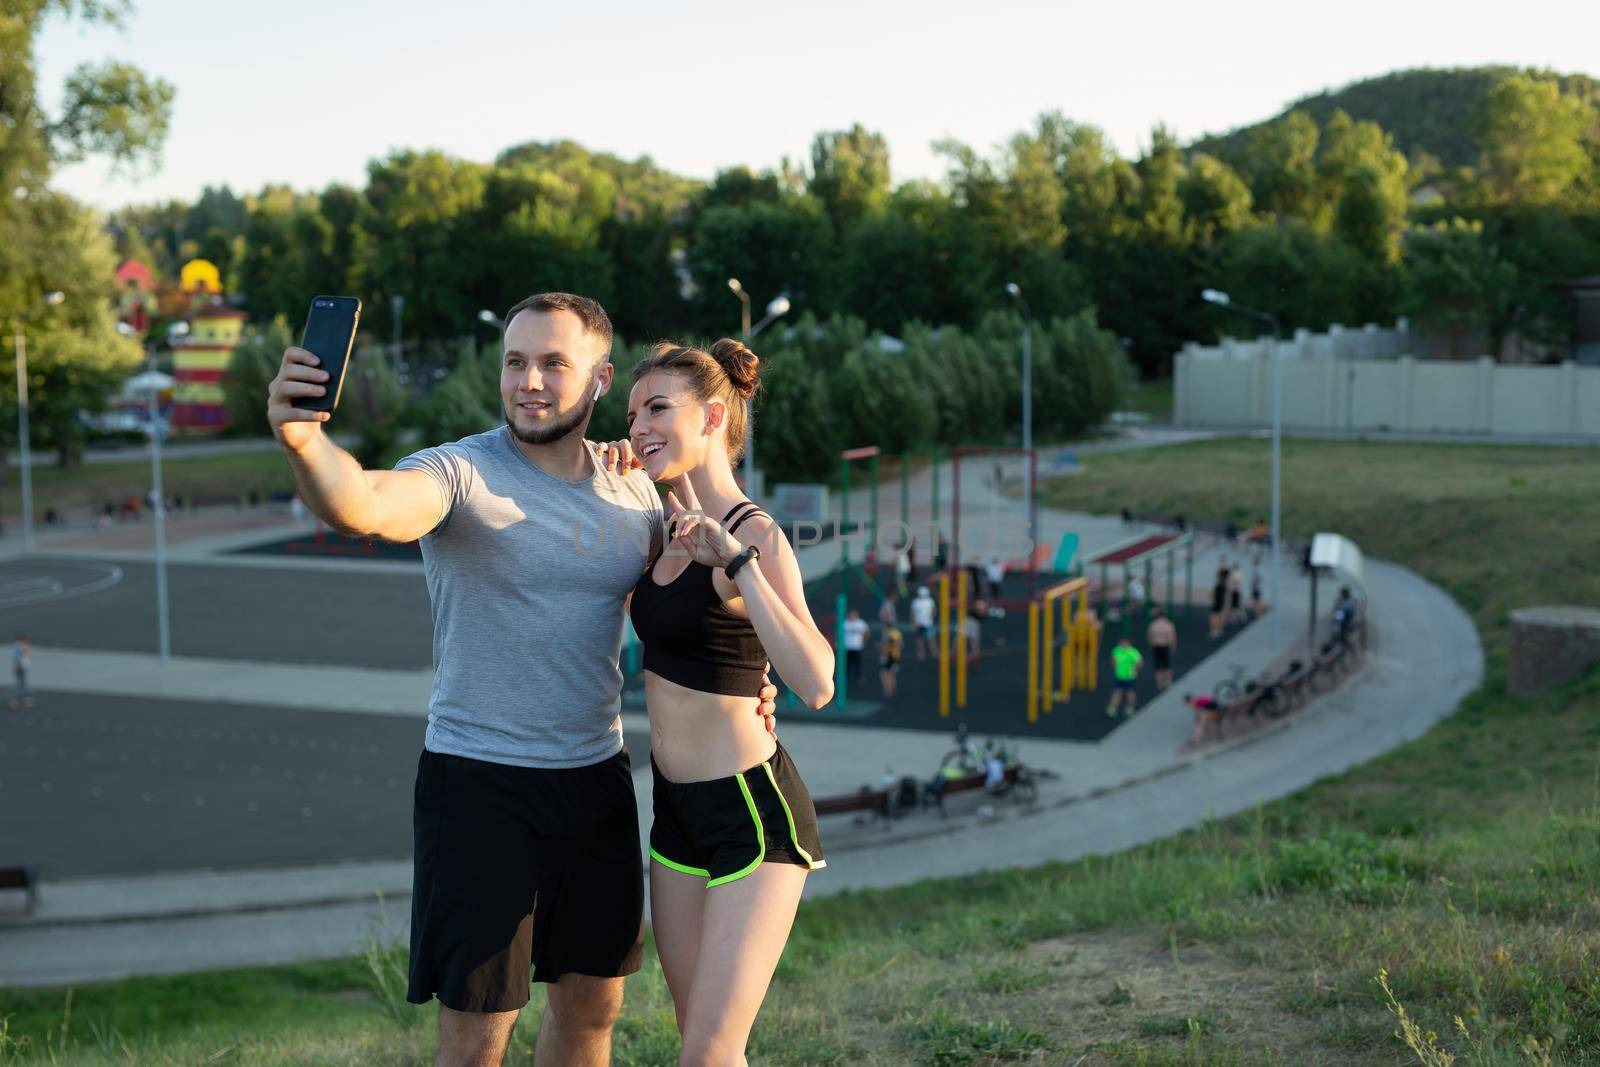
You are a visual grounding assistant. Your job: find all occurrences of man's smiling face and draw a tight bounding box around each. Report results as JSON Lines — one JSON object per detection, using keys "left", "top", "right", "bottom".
{"left": 499, "top": 307, "right": 610, "bottom": 445}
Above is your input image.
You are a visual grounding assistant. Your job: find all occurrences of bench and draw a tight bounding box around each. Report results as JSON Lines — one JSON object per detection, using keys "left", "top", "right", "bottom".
{"left": 813, "top": 788, "right": 888, "bottom": 818}
{"left": 0, "top": 867, "right": 39, "bottom": 912}
{"left": 813, "top": 766, "right": 1023, "bottom": 820}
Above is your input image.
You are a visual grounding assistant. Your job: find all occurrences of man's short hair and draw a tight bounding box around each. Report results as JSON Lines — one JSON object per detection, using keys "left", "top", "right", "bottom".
{"left": 503, "top": 292, "right": 614, "bottom": 360}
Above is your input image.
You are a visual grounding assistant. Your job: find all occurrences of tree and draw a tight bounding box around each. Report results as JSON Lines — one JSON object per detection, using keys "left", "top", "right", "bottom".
{"left": 2, "top": 192, "right": 143, "bottom": 464}
{"left": 1210, "top": 221, "right": 1372, "bottom": 334}
{"left": 1479, "top": 75, "right": 1596, "bottom": 206}
{"left": 1399, "top": 218, "right": 1517, "bottom": 357}
{"left": 1136, "top": 126, "right": 1188, "bottom": 245}
{"left": 685, "top": 195, "right": 834, "bottom": 332}
{"left": 1180, "top": 154, "right": 1255, "bottom": 246}
{"left": 223, "top": 316, "right": 293, "bottom": 436}
{"left": 1318, "top": 110, "right": 1411, "bottom": 264}
{"left": 362, "top": 150, "right": 489, "bottom": 343}
{"left": 808, "top": 124, "right": 891, "bottom": 229}
{"left": 1238, "top": 109, "right": 1321, "bottom": 220}
{"left": 1, "top": 1, "right": 173, "bottom": 321}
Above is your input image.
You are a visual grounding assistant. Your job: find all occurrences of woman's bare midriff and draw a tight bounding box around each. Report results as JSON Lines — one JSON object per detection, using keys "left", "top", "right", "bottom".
{"left": 644, "top": 670, "right": 776, "bottom": 783}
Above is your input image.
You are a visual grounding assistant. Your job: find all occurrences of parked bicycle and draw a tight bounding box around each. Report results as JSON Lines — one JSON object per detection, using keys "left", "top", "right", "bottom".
{"left": 1210, "top": 662, "right": 1288, "bottom": 719}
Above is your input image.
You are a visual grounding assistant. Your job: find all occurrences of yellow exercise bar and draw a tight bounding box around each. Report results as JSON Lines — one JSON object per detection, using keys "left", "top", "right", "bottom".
{"left": 938, "top": 571, "right": 951, "bottom": 717}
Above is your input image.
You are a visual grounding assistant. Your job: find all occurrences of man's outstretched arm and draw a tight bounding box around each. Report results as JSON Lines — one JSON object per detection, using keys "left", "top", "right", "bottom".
{"left": 268, "top": 345, "right": 443, "bottom": 542}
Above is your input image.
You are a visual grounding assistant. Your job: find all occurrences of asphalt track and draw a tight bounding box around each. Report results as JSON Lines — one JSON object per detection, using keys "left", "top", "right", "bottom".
{"left": 0, "top": 691, "right": 653, "bottom": 879}
{"left": 2, "top": 556, "right": 434, "bottom": 668}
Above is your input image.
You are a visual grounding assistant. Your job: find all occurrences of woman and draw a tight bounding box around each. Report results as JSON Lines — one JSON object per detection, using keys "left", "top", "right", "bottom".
{"left": 596, "top": 338, "right": 835, "bottom": 1066}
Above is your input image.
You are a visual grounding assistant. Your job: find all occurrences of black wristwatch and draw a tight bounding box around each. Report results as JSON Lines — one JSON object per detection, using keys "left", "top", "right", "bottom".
{"left": 724, "top": 545, "right": 761, "bottom": 580}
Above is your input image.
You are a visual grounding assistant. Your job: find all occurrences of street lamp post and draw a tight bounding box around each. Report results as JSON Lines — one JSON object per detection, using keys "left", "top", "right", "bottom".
{"left": 725, "top": 279, "right": 790, "bottom": 497}
{"left": 1004, "top": 283, "right": 1035, "bottom": 569}
{"left": 12, "top": 291, "right": 65, "bottom": 553}
{"left": 1201, "top": 288, "right": 1284, "bottom": 651}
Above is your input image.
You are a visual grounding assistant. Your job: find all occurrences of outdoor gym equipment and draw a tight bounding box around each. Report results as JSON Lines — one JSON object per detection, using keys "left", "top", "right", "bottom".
{"left": 1026, "top": 577, "right": 1100, "bottom": 724}
{"left": 950, "top": 446, "right": 1038, "bottom": 593}
{"left": 1083, "top": 531, "right": 1196, "bottom": 635}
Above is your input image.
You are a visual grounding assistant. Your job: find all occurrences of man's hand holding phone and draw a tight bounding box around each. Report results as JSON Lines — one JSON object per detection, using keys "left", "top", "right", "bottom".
{"left": 268, "top": 347, "right": 333, "bottom": 453}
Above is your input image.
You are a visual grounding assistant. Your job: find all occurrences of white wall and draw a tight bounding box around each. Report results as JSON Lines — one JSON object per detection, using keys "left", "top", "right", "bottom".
{"left": 1175, "top": 323, "right": 1600, "bottom": 439}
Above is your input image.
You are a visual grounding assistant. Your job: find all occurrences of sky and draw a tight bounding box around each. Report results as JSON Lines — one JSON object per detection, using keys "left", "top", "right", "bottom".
{"left": 35, "top": 0, "right": 1600, "bottom": 211}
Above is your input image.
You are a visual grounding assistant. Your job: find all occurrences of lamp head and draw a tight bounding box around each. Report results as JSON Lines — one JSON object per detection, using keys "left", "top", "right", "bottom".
{"left": 1004, "top": 282, "right": 1021, "bottom": 299}
{"left": 766, "top": 294, "right": 791, "bottom": 317}
{"left": 43, "top": 291, "right": 65, "bottom": 307}
{"left": 1201, "top": 289, "right": 1230, "bottom": 306}
{"left": 477, "top": 309, "right": 500, "bottom": 325}
{"left": 727, "top": 278, "right": 745, "bottom": 296}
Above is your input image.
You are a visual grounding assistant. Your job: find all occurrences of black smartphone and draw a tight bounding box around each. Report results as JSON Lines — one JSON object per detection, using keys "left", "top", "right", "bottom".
{"left": 292, "top": 295, "right": 361, "bottom": 412}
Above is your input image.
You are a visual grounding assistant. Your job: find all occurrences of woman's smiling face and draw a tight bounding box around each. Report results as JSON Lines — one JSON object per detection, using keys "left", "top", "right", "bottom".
{"left": 627, "top": 370, "right": 722, "bottom": 481}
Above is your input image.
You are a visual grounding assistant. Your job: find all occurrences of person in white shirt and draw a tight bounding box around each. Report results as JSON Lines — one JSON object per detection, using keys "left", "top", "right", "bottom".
{"left": 985, "top": 558, "right": 1005, "bottom": 602}
{"left": 842, "top": 608, "right": 869, "bottom": 683}
{"left": 910, "top": 585, "right": 936, "bottom": 660}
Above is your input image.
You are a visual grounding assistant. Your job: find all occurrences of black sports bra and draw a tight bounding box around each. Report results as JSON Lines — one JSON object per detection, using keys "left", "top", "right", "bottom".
{"left": 629, "top": 501, "right": 769, "bottom": 697}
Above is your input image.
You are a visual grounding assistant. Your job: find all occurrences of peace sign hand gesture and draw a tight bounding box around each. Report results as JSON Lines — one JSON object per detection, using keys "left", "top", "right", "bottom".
{"left": 664, "top": 476, "right": 743, "bottom": 569}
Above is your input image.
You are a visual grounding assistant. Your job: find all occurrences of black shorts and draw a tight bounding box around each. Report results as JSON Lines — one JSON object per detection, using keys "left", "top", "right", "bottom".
{"left": 406, "top": 748, "right": 644, "bottom": 1013}
{"left": 650, "top": 740, "right": 825, "bottom": 887}
{"left": 1152, "top": 646, "right": 1172, "bottom": 671}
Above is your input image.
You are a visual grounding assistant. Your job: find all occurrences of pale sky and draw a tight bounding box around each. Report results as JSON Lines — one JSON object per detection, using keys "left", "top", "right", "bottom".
{"left": 36, "top": 0, "right": 1600, "bottom": 211}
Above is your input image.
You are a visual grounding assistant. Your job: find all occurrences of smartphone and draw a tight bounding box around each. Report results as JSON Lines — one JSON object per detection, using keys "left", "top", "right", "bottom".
{"left": 292, "top": 295, "right": 361, "bottom": 412}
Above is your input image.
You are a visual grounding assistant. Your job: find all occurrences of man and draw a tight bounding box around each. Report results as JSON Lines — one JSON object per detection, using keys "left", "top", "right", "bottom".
{"left": 267, "top": 292, "right": 775, "bottom": 1067}
{"left": 1332, "top": 586, "right": 1359, "bottom": 644}
{"left": 1145, "top": 606, "right": 1177, "bottom": 691}
{"left": 1106, "top": 636, "right": 1143, "bottom": 717}
{"left": 843, "top": 607, "right": 869, "bottom": 682}
{"left": 878, "top": 588, "right": 899, "bottom": 631}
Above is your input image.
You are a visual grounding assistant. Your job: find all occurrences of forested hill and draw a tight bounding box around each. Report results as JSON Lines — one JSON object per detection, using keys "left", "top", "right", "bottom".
{"left": 1191, "top": 67, "right": 1600, "bottom": 169}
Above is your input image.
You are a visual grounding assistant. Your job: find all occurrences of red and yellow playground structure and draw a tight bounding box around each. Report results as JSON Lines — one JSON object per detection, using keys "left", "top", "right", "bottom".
{"left": 170, "top": 259, "right": 247, "bottom": 434}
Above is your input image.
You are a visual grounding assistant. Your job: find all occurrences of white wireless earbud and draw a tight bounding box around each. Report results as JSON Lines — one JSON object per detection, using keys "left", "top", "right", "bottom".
{"left": 592, "top": 380, "right": 603, "bottom": 402}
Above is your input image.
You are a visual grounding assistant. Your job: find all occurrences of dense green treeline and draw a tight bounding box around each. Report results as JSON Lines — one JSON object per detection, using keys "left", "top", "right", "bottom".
{"left": 8, "top": 3, "right": 1600, "bottom": 468}
{"left": 113, "top": 66, "right": 1600, "bottom": 385}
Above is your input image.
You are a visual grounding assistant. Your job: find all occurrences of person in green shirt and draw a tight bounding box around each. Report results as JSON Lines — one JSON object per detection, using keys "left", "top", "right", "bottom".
{"left": 1107, "top": 636, "right": 1144, "bottom": 717}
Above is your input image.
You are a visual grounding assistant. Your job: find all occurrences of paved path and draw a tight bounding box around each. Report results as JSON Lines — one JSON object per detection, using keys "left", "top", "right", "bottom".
{"left": 0, "top": 436, "right": 1484, "bottom": 986}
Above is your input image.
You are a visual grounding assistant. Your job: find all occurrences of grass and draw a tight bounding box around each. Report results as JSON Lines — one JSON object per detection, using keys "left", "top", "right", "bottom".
{"left": 0, "top": 449, "right": 296, "bottom": 523}
{"left": 4, "top": 435, "right": 1600, "bottom": 1064}
{"left": 1118, "top": 377, "right": 1174, "bottom": 422}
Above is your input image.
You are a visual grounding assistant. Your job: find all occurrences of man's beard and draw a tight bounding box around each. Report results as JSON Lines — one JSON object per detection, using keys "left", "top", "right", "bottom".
{"left": 503, "top": 391, "right": 594, "bottom": 446}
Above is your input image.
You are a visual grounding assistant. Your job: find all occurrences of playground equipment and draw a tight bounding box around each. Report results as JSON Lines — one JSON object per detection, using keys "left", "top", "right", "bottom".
{"left": 834, "top": 444, "right": 946, "bottom": 711}
{"left": 1026, "top": 577, "right": 1100, "bottom": 724}
{"left": 1084, "top": 531, "right": 1197, "bottom": 635}
{"left": 937, "top": 567, "right": 976, "bottom": 717}
{"left": 950, "top": 446, "right": 1038, "bottom": 592}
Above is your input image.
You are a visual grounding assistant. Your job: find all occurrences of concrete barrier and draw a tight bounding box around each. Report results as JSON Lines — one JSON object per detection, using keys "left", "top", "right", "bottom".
{"left": 1509, "top": 606, "right": 1600, "bottom": 696}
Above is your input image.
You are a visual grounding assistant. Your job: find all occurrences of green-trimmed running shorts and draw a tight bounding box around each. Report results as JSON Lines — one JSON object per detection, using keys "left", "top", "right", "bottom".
{"left": 650, "top": 740, "right": 826, "bottom": 887}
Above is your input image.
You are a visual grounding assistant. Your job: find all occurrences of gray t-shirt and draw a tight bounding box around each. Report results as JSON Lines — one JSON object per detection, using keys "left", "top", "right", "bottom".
{"left": 396, "top": 426, "right": 662, "bottom": 769}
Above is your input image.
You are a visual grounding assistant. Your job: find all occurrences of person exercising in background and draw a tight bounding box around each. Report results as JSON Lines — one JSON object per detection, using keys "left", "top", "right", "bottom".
{"left": 1146, "top": 606, "right": 1176, "bottom": 691}
{"left": 878, "top": 624, "right": 904, "bottom": 698}
{"left": 910, "top": 585, "right": 936, "bottom": 661}
{"left": 1106, "top": 636, "right": 1143, "bottom": 717}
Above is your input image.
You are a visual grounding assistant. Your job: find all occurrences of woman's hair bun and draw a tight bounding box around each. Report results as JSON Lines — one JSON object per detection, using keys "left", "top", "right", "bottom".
{"left": 708, "top": 338, "right": 760, "bottom": 400}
